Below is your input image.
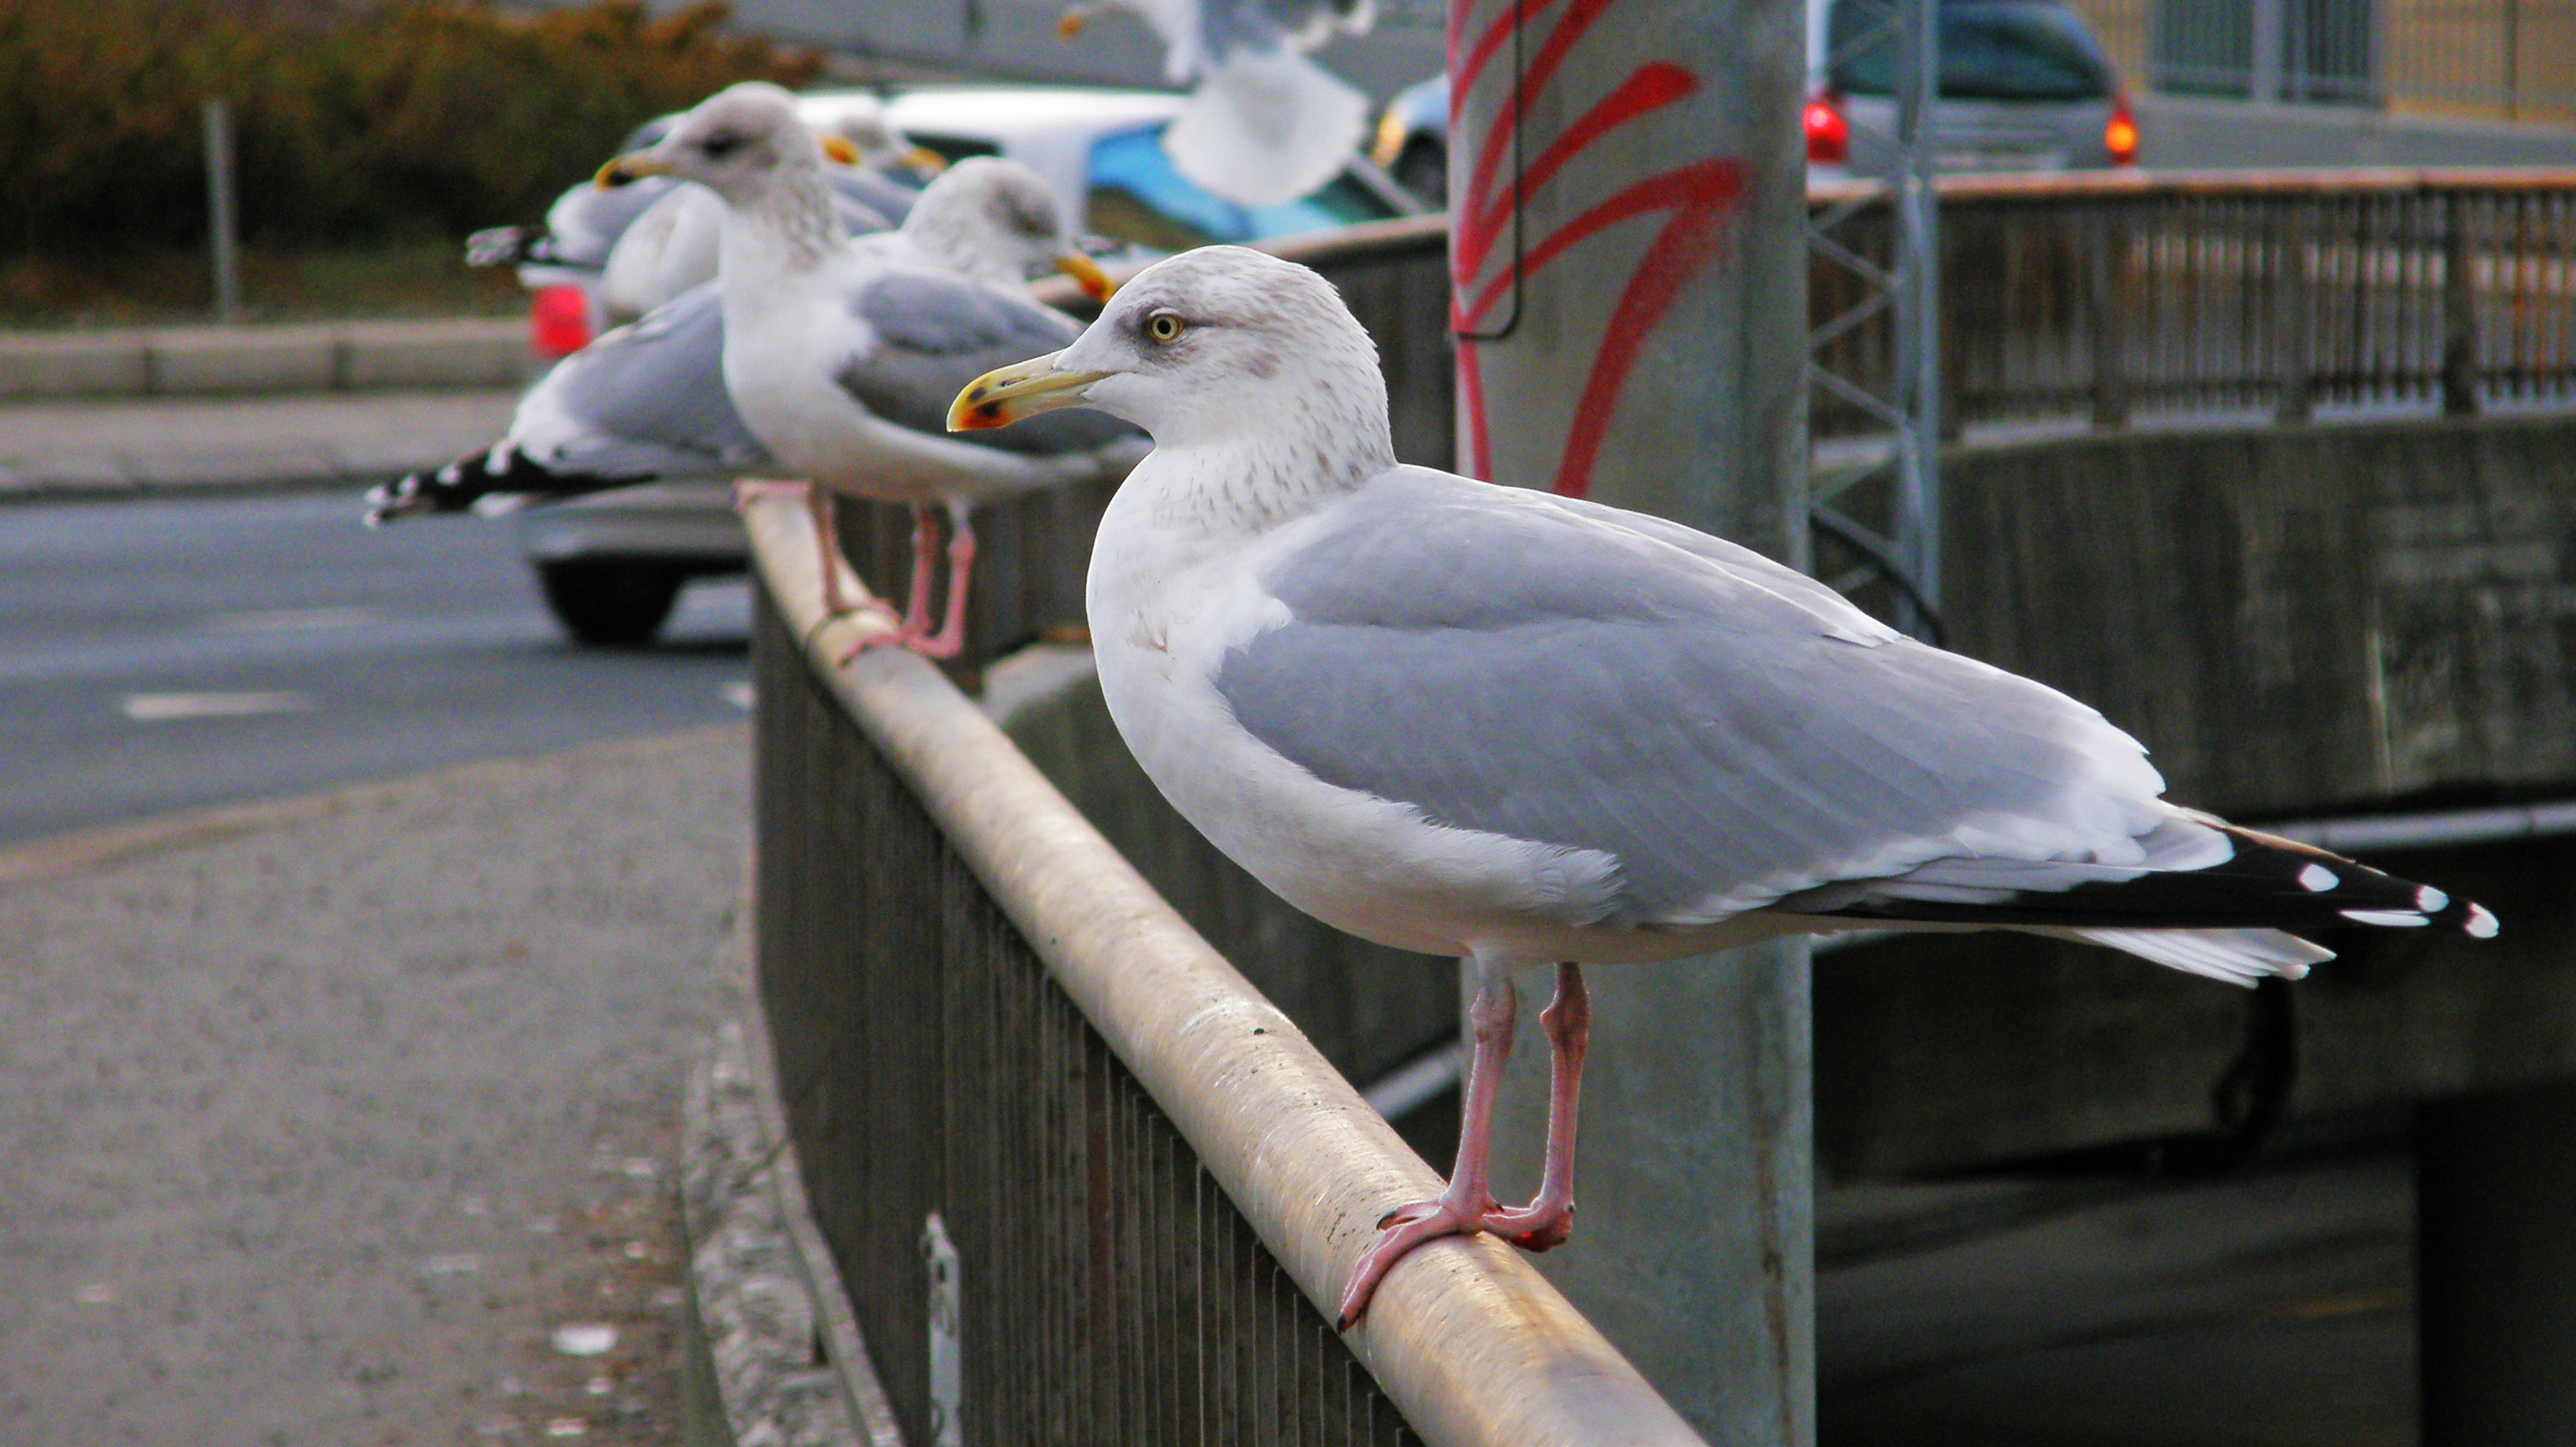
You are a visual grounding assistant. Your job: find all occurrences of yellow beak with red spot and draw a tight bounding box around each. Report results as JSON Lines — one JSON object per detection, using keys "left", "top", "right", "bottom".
{"left": 949, "top": 353, "right": 1108, "bottom": 432}
{"left": 1055, "top": 252, "right": 1118, "bottom": 302}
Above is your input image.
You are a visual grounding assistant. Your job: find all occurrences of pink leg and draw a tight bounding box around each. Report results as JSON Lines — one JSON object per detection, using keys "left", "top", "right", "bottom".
{"left": 839, "top": 503, "right": 944, "bottom": 664}
{"left": 732, "top": 480, "right": 870, "bottom": 619}
{"left": 909, "top": 504, "right": 979, "bottom": 660}
{"left": 898, "top": 503, "right": 939, "bottom": 637}
{"left": 847, "top": 502, "right": 979, "bottom": 662}
{"left": 1486, "top": 963, "right": 1589, "bottom": 1252}
{"left": 1335, "top": 963, "right": 1519, "bottom": 1329}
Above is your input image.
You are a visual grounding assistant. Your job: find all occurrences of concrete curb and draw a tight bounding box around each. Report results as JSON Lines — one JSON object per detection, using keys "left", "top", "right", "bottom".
{"left": 0, "top": 387, "right": 523, "bottom": 506}
{"left": 681, "top": 879, "right": 908, "bottom": 1447}
{"left": 0, "top": 317, "right": 534, "bottom": 402}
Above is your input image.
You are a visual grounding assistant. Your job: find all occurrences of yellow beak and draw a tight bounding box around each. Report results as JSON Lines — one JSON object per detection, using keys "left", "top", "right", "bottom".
{"left": 1055, "top": 252, "right": 1118, "bottom": 302}
{"left": 595, "top": 151, "right": 675, "bottom": 189}
{"left": 949, "top": 352, "right": 1108, "bottom": 432}
{"left": 821, "top": 135, "right": 863, "bottom": 166}
{"left": 902, "top": 145, "right": 950, "bottom": 174}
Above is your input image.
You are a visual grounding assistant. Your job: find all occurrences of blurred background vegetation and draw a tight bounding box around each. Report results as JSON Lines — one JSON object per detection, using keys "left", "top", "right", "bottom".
{"left": 0, "top": 0, "right": 821, "bottom": 324}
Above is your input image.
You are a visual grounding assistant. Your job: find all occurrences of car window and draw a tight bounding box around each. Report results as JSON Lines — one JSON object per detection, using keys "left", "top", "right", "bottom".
{"left": 1829, "top": 0, "right": 2114, "bottom": 102}
{"left": 907, "top": 134, "right": 1005, "bottom": 166}
{"left": 1082, "top": 126, "right": 1393, "bottom": 249}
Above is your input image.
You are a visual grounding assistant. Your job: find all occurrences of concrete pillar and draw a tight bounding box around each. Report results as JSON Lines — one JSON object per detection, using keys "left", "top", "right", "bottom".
{"left": 2420, "top": 1079, "right": 2576, "bottom": 1446}
{"left": 1447, "top": 0, "right": 1813, "bottom": 1438}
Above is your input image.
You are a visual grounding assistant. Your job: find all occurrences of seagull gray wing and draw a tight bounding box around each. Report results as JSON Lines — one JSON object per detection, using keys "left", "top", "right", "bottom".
{"left": 539, "top": 176, "right": 676, "bottom": 269}
{"left": 514, "top": 282, "right": 769, "bottom": 480}
{"left": 1213, "top": 466, "right": 2176, "bottom": 929}
{"left": 841, "top": 271, "right": 1142, "bottom": 457}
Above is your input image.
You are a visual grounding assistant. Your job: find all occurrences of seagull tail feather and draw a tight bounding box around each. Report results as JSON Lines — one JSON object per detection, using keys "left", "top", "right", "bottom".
{"left": 363, "top": 441, "right": 642, "bottom": 527}
{"left": 2019, "top": 925, "right": 2333, "bottom": 986}
{"left": 1163, "top": 48, "right": 1370, "bottom": 208}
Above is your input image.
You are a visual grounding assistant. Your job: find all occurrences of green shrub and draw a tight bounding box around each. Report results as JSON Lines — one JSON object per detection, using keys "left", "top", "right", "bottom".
{"left": 0, "top": 0, "right": 822, "bottom": 256}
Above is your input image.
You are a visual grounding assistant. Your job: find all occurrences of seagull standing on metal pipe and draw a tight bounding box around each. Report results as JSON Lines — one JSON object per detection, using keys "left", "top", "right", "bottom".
{"left": 597, "top": 83, "right": 1143, "bottom": 658}
{"left": 947, "top": 244, "right": 2498, "bottom": 1328}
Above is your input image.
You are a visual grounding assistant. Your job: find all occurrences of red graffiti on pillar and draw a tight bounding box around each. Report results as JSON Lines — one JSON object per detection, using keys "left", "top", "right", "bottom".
{"left": 1447, "top": 0, "right": 1748, "bottom": 497}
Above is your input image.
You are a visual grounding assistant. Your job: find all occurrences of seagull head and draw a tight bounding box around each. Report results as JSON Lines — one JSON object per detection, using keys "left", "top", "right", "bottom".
{"left": 901, "top": 157, "right": 1117, "bottom": 300}
{"left": 948, "top": 245, "right": 1389, "bottom": 463}
{"left": 596, "top": 83, "right": 822, "bottom": 208}
{"left": 819, "top": 99, "right": 949, "bottom": 178}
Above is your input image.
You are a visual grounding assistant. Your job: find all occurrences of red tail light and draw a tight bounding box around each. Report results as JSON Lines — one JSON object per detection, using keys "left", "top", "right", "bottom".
{"left": 2105, "top": 95, "right": 2140, "bottom": 166}
{"left": 1804, "top": 92, "right": 1850, "bottom": 166}
{"left": 530, "top": 284, "right": 593, "bottom": 358}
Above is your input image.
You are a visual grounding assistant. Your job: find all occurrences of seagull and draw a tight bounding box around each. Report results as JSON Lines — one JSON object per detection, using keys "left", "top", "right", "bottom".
{"left": 947, "top": 244, "right": 2500, "bottom": 1327}
{"left": 597, "top": 104, "right": 945, "bottom": 323}
{"left": 595, "top": 84, "right": 1144, "bottom": 657}
{"left": 1052, "top": 0, "right": 1373, "bottom": 207}
{"left": 365, "top": 152, "right": 1122, "bottom": 544}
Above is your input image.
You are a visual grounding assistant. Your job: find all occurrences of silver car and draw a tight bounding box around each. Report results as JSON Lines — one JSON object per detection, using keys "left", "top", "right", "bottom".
{"left": 1804, "top": 0, "right": 2137, "bottom": 179}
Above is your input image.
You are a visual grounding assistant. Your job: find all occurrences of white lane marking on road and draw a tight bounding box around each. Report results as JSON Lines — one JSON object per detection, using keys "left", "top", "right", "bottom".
{"left": 720, "top": 682, "right": 754, "bottom": 711}
{"left": 200, "top": 607, "right": 382, "bottom": 633}
{"left": 120, "top": 691, "right": 314, "bottom": 722}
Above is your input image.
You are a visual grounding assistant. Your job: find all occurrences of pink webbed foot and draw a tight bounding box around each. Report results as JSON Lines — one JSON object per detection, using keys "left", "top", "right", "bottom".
{"left": 1337, "top": 962, "right": 1591, "bottom": 1329}
{"left": 1338, "top": 1194, "right": 1489, "bottom": 1330}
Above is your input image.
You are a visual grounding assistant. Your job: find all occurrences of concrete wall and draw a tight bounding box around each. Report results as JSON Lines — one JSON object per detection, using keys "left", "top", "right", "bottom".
{"left": 1813, "top": 410, "right": 2576, "bottom": 1181}
{"left": 1942, "top": 412, "right": 2576, "bottom": 823}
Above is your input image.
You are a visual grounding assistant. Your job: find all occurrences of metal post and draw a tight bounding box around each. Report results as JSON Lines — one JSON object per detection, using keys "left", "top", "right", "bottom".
{"left": 1893, "top": 0, "right": 1941, "bottom": 632}
{"left": 204, "top": 99, "right": 242, "bottom": 324}
{"left": 2248, "top": 0, "right": 2286, "bottom": 103}
{"left": 1447, "top": 0, "right": 1814, "bottom": 1438}
{"left": 1804, "top": 0, "right": 1942, "bottom": 641}
{"left": 2419, "top": 1080, "right": 2576, "bottom": 1445}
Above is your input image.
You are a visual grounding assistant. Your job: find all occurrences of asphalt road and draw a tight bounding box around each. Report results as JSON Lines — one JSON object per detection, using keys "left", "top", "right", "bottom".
{"left": 0, "top": 488, "right": 753, "bottom": 847}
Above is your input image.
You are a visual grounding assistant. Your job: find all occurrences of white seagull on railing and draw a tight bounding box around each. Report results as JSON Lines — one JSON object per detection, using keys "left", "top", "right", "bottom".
{"left": 947, "top": 243, "right": 2499, "bottom": 1328}
{"left": 598, "top": 101, "right": 947, "bottom": 323}
{"left": 1053, "top": 0, "right": 1374, "bottom": 207}
{"left": 366, "top": 150, "right": 1124, "bottom": 551}
{"left": 595, "top": 85, "right": 1143, "bottom": 657}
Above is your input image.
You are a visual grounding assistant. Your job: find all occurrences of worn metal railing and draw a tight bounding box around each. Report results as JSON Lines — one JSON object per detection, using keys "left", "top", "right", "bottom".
{"left": 745, "top": 498, "right": 1701, "bottom": 1446}
{"left": 1813, "top": 168, "right": 2576, "bottom": 436}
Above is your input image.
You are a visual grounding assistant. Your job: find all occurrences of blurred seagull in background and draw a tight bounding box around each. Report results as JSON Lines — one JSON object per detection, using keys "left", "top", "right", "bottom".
{"left": 598, "top": 99, "right": 948, "bottom": 323}
{"left": 590, "top": 85, "right": 1141, "bottom": 656}
{"left": 948, "top": 244, "right": 2499, "bottom": 1328}
{"left": 1051, "top": 0, "right": 1374, "bottom": 206}
{"left": 367, "top": 151, "right": 1122, "bottom": 550}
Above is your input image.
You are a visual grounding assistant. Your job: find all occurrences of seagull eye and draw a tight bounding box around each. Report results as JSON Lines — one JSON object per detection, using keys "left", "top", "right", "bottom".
{"left": 700, "top": 133, "right": 743, "bottom": 160}
{"left": 1145, "top": 312, "right": 1185, "bottom": 343}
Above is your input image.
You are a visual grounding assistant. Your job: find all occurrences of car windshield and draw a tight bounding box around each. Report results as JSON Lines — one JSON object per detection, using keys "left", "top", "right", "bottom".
{"left": 1828, "top": 0, "right": 2114, "bottom": 102}
{"left": 1083, "top": 126, "right": 1392, "bottom": 249}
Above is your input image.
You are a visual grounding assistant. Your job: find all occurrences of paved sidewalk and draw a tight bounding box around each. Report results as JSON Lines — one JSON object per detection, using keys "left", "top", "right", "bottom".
{"left": 0, "top": 725, "right": 748, "bottom": 1446}
{"left": 0, "top": 390, "right": 520, "bottom": 501}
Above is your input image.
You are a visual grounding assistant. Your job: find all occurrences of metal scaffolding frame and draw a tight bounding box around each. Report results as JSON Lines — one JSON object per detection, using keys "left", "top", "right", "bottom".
{"left": 1808, "top": 0, "right": 1944, "bottom": 642}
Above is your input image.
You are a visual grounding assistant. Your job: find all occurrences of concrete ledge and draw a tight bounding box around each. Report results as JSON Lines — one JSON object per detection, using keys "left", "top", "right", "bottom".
{"left": 681, "top": 892, "right": 905, "bottom": 1447}
{"left": 0, "top": 317, "right": 532, "bottom": 400}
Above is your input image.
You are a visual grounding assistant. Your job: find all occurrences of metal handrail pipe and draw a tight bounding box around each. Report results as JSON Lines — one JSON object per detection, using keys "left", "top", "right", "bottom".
{"left": 743, "top": 496, "right": 1707, "bottom": 1447}
{"left": 1809, "top": 166, "right": 2576, "bottom": 207}
{"left": 2263, "top": 799, "right": 2576, "bottom": 854}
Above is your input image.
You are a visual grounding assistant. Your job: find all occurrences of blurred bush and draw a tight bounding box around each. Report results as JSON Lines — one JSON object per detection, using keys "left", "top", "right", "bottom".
{"left": 0, "top": 0, "right": 822, "bottom": 257}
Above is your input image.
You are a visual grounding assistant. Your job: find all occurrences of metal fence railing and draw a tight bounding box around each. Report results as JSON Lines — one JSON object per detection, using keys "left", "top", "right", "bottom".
{"left": 743, "top": 495, "right": 1703, "bottom": 1446}
{"left": 1810, "top": 168, "right": 2576, "bottom": 436}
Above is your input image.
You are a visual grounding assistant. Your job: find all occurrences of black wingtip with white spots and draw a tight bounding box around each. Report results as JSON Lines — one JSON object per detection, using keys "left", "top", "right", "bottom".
{"left": 1802, "top": 817, "right": 2498, "bottom": 946}
{"left": 2225, "top": 824, "right": 2499, "bottom": 940}
{"left": 359, "top": 443, "right": 649, "bottom": 529}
